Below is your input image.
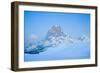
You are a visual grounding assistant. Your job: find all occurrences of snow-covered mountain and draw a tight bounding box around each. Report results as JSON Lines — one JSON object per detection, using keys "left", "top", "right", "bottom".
{"left": 45, "top": 25, "right": 66, "bottom": 46}
{"left": 24, "top": 25, "right": 89, "bottom": 54}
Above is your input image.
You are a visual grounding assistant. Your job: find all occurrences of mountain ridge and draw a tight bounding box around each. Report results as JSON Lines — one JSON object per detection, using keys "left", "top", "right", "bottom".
{"left": 24, "top": 25, "right": 89, "bottom": 54}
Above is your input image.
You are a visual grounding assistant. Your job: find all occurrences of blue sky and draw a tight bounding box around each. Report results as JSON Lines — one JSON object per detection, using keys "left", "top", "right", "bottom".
{"left": 24, "top": 11, "right": 90, "bottom": 40}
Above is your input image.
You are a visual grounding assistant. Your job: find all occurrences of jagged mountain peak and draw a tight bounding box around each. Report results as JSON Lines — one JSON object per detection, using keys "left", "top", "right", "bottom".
{"left": 47, "top": 25, "right": 66, "bottom": 38}
{"left": 45, "top": 25, "right": 67, "bottom": 47}
{"left": 48, "top": 25, "right": 62, "bottom": 34}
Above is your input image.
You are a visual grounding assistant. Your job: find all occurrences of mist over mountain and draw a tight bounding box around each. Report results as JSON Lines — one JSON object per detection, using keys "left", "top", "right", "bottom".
{"left": 24, "top": 25, "right": 89, "bottom": 54}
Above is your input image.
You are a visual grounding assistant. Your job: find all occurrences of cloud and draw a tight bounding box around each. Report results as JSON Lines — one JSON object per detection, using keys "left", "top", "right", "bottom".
{"left": 30, "top": 34, "right": 38, "bottom": 40}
